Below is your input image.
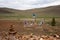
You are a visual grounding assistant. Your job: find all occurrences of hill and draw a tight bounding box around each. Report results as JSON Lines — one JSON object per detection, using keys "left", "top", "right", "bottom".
{"left": 0, "top": 5, "right": 60, "bottom": 19}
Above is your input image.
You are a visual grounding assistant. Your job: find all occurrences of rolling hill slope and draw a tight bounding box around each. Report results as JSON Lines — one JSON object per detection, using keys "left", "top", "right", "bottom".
{"left": 0, "top": 5, "right": 60, "bottom": 19}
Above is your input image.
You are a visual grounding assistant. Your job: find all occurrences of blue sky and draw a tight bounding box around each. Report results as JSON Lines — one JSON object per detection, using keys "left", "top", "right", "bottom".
{"left": 0, "top": 0, "right": 60, "bottom": 10}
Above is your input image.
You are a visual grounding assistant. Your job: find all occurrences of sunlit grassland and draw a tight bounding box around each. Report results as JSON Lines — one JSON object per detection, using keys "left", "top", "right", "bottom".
{"left": 0, "top": 13, "right": 60, "bottom": 19}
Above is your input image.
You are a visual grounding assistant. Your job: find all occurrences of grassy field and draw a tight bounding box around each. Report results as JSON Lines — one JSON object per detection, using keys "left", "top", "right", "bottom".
{"left": 0, "top": 13, "right": 60, "bottom": 20}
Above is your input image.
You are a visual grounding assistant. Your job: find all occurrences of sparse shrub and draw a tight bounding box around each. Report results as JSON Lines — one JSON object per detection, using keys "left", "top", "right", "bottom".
{"left": 51, "top": 17, "right": 56, "bottom": 26}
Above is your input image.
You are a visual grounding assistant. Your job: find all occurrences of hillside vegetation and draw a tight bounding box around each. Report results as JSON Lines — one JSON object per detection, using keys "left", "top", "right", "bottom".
{"left": 0, "top": 5, "right": 60, "bottom": 19}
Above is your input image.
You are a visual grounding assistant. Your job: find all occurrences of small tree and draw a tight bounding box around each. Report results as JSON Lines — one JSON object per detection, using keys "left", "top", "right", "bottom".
{"left": 51, "top": 17, "right": 56, "bottom": 26}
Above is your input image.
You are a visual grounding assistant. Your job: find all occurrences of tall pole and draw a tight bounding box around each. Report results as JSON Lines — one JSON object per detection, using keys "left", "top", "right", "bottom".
{"left": 32, "top": 13, "right": 36, "bottom": 22}
{"left": 32, "top": 9, "right": 37, "bottom": 24}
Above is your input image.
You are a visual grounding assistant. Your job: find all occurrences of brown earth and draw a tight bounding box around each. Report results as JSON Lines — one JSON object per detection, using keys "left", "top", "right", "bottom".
{"left": 0, "top": 20, "right": 24, "bottom": 32}
{"left": 0, "top": 20, "right": 60, "bottom": 35}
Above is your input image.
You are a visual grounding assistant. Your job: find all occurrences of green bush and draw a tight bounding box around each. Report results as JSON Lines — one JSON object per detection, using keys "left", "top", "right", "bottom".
{"left": 51, "top": 17, "right": 56, "bottom": 26}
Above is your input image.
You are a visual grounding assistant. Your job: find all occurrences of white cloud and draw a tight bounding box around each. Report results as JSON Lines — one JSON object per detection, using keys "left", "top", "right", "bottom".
{"left": 0, "top": 0, "right": 60, "bottom": 10}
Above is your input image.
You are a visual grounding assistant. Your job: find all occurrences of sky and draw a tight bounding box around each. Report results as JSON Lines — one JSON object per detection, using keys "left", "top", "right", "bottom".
{"left": 0, "top": 0, "right": 60, "bottom": 10}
